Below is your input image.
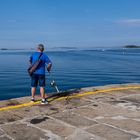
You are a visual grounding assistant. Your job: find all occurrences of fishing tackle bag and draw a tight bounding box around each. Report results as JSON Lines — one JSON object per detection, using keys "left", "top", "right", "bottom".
{"left": 28, "top": 53, "right": 43, "bottom": 76}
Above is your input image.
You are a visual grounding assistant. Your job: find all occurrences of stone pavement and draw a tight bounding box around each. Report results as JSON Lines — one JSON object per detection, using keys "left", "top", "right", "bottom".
{"left": 0, "top": 83, "right": 140, "bottom": 140}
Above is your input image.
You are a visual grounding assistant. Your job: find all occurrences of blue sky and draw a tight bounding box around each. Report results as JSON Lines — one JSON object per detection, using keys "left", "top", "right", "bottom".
{"left": 0, "top": 0, "right": 140, "bottom": 49}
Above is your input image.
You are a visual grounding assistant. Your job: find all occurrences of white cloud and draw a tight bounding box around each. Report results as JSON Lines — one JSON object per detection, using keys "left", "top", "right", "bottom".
{"left": 118, "top": 19, "right": 140, "bottom": 25}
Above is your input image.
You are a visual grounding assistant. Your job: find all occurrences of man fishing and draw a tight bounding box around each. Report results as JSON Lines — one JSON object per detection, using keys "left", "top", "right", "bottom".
{"left": 29, "top": 44, "right": 52, "bottom": 104}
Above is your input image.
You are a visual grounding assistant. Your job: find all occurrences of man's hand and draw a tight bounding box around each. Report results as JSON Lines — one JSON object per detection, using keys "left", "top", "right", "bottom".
{"left": 29, "top": 61, "right": 32, "bottom": 66}
{"left": 47, "top": 63, "right": 52, "bottom": 72}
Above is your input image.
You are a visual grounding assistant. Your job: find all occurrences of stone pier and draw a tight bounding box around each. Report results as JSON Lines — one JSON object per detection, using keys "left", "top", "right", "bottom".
{"left": 0, "top": 83, "right": 140, "bottom": 140}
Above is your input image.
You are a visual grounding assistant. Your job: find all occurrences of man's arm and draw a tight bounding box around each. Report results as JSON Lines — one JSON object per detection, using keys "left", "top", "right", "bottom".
{"left": 45, "top": 54, "right": 52, "bottom": 72}
{"left": 47, "top": 63, "right": 52, "bottom": 72}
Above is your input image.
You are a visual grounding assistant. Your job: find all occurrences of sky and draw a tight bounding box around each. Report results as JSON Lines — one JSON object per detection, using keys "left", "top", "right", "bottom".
{"left": 0, "top": 0, "right": 140, "bottom": 49}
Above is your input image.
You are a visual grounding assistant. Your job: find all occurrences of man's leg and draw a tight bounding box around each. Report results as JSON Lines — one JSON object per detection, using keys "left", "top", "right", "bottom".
{"left": 40, "top": 87, "right": 48, "bottom": 104}
{"left": 31, "top": 87, "right": 36, "bottom": 99}
{"left": 31, "top": 74, "right": 38, "bottom": 102}
{"left": 39, "top": 75, "right": 48, "bottom": 104}
{"left": 40, "top": 87, "right": 45, "bottom": 99}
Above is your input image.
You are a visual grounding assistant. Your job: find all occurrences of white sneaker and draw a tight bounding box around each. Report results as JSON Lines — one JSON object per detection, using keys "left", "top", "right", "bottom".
{"left": 41, "top": 99, "right": 48, "bottom": 104}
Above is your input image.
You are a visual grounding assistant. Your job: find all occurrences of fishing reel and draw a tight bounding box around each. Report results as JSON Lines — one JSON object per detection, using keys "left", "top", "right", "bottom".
{"left": 50, "top": 80, "right": 56, "bottom": 87}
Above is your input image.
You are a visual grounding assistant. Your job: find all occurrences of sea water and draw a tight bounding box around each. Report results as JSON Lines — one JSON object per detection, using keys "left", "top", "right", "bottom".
{"left": 0, "top": 48, "right": 140, "bottom": 100}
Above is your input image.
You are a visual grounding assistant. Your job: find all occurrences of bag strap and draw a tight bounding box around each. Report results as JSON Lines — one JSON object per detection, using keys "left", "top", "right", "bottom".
{"left": 38, "top": 52, "right": 43, "bottom": 60}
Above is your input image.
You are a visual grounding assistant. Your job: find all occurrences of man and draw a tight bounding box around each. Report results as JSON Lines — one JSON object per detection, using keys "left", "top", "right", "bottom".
{"left": 29, "top": 44, "right": 52, "bottom": 104}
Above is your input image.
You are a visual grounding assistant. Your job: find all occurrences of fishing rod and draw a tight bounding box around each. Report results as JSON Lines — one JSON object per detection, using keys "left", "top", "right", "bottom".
{"left": 48, "top": 72, "right": 60, "bottom": 93}
{"left": 47, "top": 71, "right": 80, "bottom": 102}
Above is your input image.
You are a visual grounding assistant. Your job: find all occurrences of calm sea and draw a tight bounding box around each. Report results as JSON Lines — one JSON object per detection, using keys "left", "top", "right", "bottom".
{"left": 0, "top": 48, "right": 140, "bottom": 100}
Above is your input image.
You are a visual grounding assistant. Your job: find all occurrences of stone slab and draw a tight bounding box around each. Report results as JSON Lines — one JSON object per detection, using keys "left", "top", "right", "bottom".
{"left": 67, "top": 129, "right": 104, "bottom": 140}
{"left": 86, "top": 124, "right": 138, "bottom": 140}
{"left": 0, "top": 129, "right": 4, "bottom": 136}
{"left": 98, "top": 117, "right": 140, "bottom": 133}
{"left": 73, "top": 106, "right": 100, "bottom": 119}
{"left": 0, "top": 136, "right": 12, "bottom": 140}
{"left": 121, "top": 94, "right": 140, "bottom": 104}
{"left": 28, "top": 115, "right": 75, "bottom": 139}
{"left": 1, "top": 123, "right": 49, "bottom": 140}
{"left": 0, "top": 111, "right": 22, "bottom": 124}
{"left": 51, "top": 111, "right": 98, "bottom": 128}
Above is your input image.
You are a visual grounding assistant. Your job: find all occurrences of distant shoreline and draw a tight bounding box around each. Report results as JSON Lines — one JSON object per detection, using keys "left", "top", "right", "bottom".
{"left": 124, "top": 45, "right": 140, "bottom": 48}
{"left": 0, "top": 48, "right": 35, "bottom": 51}
{"left": 1, "top": 45, "right": 140, "bottom": 51}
